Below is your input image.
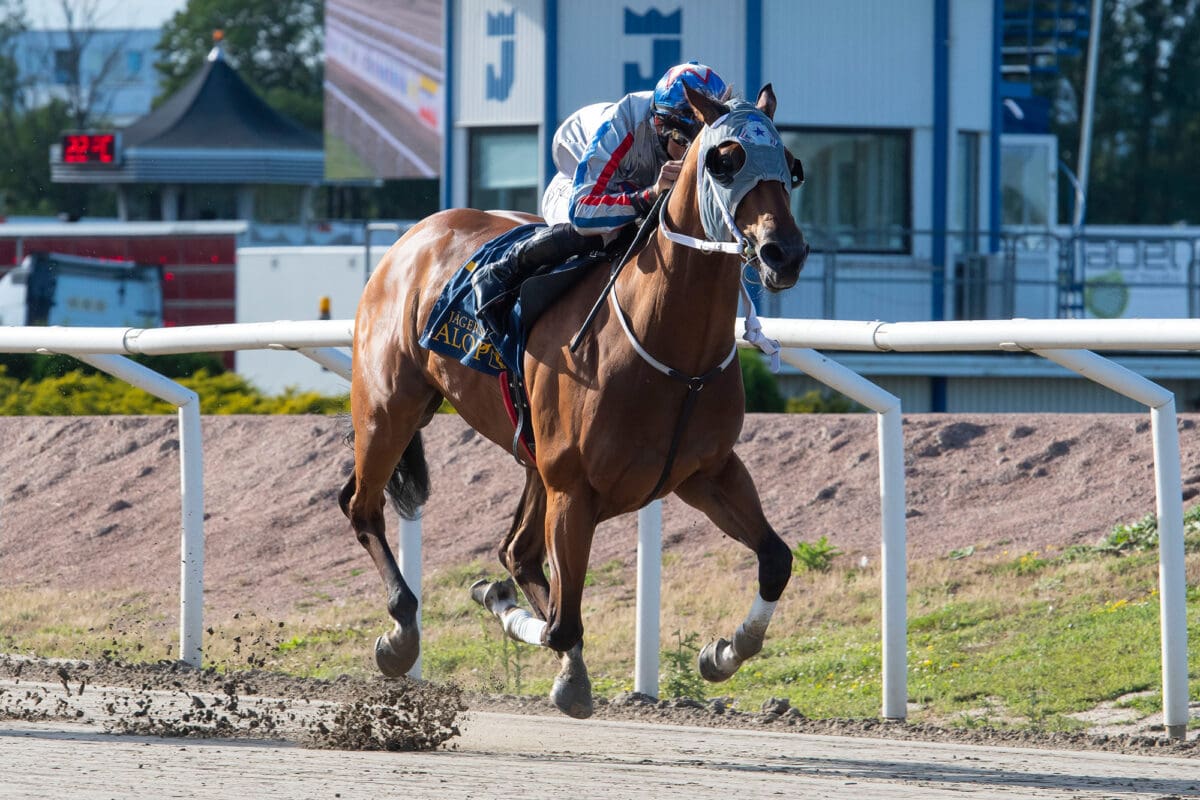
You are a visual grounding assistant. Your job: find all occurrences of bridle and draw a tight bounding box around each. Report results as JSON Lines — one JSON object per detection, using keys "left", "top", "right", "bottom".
{"left": 606, "top": 105, "right": 796, "bottom": 504}
{"left": 613, "top": 102, "right": 797, "bottom": 384}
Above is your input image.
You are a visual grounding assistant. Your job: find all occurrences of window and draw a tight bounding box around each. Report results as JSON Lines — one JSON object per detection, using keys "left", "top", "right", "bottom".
{"left": 954, "top": 131, "right": 980, "bottom": 249}
{"left": 126, "top": 50, "right": 143, "bottom": 77}
{"left": 780, "top": 129, "right": 910, "bottom": 252}
{"left": 1001, "top": 134, "right": 1057, "bottom": 227}
{"left": 469, "top": 128, "right": 538, "bottom": 214}
{"left": 184, "top": 185, "right": 238, "bottom": 220}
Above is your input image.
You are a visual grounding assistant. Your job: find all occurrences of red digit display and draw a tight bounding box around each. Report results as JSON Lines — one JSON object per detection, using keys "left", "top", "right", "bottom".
{"left": 61, "top": 133, "right": 116, "bottom": 164}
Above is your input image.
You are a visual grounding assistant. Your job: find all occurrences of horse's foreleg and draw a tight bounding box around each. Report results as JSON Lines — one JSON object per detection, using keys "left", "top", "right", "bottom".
{"left": 470, "top": 468, "right": 552, "bottom": 648}
{"left": 541, "top": 487, "right": 597, "bottom": 717}
{"left": 343, "top": 474, "right": 420, "bottom": 676}
{"left": 674, "top": 453, "right": 792, "bottom": 683}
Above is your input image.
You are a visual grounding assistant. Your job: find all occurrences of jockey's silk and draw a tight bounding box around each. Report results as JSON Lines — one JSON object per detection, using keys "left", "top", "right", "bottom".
{"left": 548, "top": 92, "right": 668, "bottom": 234}
{"left": 419, "top": 223, "right": 602, "bottom": 380}
{"left": 694, "top": 100, "right": 793, "bottom": 244}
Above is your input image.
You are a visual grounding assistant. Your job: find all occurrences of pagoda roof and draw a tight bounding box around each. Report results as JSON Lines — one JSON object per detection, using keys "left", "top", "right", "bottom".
{"left": 53, "top": 45, "right": 323, "bottom": 185}
{"left": 122, "top": 46, "right": 321, "bottom": 151}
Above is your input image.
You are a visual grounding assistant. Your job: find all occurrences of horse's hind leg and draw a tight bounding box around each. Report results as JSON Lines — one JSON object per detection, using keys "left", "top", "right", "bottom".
{"left": 674, "top": 453, "right": 793, "bottom": 683}
{"left": 470, "top": 471, "right": 593, "bottom": 719}
{"left": 342, "top": 389, "right": 438, "bottom": 678}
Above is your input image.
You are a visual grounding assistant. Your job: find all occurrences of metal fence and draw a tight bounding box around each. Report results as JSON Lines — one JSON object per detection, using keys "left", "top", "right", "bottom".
{"left": 762, "top": 227, "right": 1200, "bottom": 324}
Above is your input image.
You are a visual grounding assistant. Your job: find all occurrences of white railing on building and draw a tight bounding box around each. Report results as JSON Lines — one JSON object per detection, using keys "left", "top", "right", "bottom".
{"left": 0, "top": 316, "right": 1192, "bottom": 740}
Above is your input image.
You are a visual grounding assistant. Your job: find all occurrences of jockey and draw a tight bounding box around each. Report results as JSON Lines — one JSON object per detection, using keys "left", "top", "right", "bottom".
{"left": 472, "top": 62, "right": 732, "bottom": 335}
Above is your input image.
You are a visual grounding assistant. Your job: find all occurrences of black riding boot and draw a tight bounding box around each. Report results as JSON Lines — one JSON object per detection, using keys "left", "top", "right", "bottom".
{"left": 473, "top": 222, "right": 594, "bottom": 336}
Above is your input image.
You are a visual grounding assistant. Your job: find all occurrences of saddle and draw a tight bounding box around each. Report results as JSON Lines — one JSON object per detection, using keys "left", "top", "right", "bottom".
{"left": 419, "top": 224, "right": 636, "bottom": 465}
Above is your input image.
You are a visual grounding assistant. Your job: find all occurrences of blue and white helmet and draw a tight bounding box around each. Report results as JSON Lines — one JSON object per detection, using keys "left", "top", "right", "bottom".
{"left": 652, "top": 62, "right": 730, "bottom": 136}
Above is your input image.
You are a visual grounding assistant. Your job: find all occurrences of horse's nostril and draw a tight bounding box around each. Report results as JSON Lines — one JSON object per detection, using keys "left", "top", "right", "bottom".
{"left": 759, "top": 242, "right": 785, "bottom": 266}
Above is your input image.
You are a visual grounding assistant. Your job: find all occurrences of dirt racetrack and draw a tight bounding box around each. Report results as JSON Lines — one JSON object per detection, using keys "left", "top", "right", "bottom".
{"left": 4, "top": 703, "right": 1199, "bottom": 800}
{"left": 2, "top": 653, "right": 1198, "bottom": 798}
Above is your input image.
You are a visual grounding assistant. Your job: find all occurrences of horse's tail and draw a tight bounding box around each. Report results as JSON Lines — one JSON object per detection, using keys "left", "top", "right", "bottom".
{"left": 387, "top": 432, "right": 431, "bottom": 520}
{"left": 341, "top": 423, "right": 431, "bottom": 520}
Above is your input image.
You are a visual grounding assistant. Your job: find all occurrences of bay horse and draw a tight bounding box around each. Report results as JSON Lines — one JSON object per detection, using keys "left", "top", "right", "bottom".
{"left": 339, "top": 84, "right": 809, "bottom": 717}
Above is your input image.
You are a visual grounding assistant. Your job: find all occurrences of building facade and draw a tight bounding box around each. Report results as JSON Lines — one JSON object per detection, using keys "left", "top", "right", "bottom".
{"left": 430, "top": 1, "right": 1200, "bottom": 412}
{"left": 14, "top": 28, "right": 163, "bottom": 127}
{"left": 445, "top": 1, "right": 999, "bottom": 307}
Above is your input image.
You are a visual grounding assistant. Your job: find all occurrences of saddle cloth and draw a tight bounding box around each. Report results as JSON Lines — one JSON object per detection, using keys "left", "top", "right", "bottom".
{"left": 418, "top": 223, "right": 605, "bottom": 381}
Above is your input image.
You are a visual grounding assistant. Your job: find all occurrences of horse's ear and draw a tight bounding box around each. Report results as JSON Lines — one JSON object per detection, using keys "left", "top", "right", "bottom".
{"left": 756, "top": 83, "right": 777, "bottom": 120}
{"left": 684, "top": 83, "right": 728, "bottom": 126}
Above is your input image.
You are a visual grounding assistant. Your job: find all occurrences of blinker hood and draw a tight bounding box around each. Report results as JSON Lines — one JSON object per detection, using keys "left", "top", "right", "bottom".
{"left": 695, "top": 101, "right": 792, "bottom": 243}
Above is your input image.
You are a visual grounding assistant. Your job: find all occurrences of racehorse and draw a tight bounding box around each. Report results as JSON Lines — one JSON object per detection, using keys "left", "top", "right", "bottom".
{"left": 339, "top": 83, "right": 809, "bottom": 718}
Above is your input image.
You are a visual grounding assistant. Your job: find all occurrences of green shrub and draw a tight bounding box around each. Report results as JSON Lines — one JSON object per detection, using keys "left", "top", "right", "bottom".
{"left": 1099, "top": 513, "right": 1160, "bottom": 554}
{"left": 661, "top": 630, "right": 706, "bottom": 700}
{"left": 786, "top": 389, "right": 865, "bottom": 414}
{"left": 0, "top": 368, "right": 349, "bottom": 416}
{"left": 0, "top": 352, "right": 226, "bottom": 382}
{"left": 791, "top": 536, "right": 842, "bottom": 573}
{"left": 739, "top": 350, "right": 785, "bottom": 412}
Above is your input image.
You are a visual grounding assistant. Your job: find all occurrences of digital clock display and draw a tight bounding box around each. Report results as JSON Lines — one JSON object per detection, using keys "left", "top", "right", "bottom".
{"left": 61, "top": 133, "right": 118, "bottom": 164}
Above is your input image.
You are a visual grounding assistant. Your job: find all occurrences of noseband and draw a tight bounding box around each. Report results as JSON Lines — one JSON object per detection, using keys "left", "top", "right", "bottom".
{"left": 615, "top": 100, "right": 792, "bottom": 387}
{"left": 658, "top": 101, "right": 792, "bottom": 265}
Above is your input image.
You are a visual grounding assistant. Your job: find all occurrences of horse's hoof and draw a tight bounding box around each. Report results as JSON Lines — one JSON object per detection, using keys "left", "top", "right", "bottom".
{"left": 469, "top": 577, "right": 518, "bottom": 615}
{"left": 698, "top": 638, "right": 740, "bottom": 683}
{"left": 374, "top": 625, "right": 420, "bottom": 677}
{"left": 550, "top": 672, "right": 594, "bottom": 719}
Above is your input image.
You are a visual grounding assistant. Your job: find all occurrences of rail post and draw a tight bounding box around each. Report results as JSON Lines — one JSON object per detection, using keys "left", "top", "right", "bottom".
{"left": 74, "top": 354, "right": 205, "bottom": 668}
{"left": 397, "top": 514, "right": 423, "bottom": 679}
{"left": 1035, "top": 348, "right": 1190, "bottom": 740}
{"left": 778, "top": 348, "right": 908, "bottom": 720}
{"left": 635, "top": 500, "right": 663, "bottom": 697}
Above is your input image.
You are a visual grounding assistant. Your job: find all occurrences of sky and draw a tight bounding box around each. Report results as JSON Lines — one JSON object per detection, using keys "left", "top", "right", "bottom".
{"left": 30, "top": 0, "right": 191, "bottom": 30}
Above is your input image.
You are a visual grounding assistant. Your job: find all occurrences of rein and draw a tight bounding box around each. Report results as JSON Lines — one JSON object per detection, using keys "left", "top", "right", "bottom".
{"left": 569, "top": 192, "right": 669, "bottom": 354}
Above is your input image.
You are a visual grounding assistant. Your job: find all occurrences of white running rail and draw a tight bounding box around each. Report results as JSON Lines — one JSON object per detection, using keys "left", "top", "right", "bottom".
{"left": 0, "top": 316, "right": 1191, "bottom": 740}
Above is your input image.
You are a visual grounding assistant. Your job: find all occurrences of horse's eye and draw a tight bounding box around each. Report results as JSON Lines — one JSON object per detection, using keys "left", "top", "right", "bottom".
{"left": 705, "top": 150, "right": 736, "bottom": 186}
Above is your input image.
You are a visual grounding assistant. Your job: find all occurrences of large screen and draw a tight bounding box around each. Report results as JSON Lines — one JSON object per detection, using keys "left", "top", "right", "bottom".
{"left": 324, "top": 0, "right": 444, "bottom": 180}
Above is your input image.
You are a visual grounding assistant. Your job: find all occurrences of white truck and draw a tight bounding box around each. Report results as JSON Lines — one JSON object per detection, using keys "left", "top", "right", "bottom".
{"left": 0, "top": 252, "right": 163, "bottom": 328}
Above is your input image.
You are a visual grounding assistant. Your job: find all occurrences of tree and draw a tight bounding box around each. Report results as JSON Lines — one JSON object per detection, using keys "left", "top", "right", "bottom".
{"left": 0, "top": 2, "right": 92, "bottom": 217}
{"left": 0, "top": 100, "right": 97, "bottom": 216}
{"left": 0, "top": 0, "right": 27, "bottom": 215}
{"left": 739, "top": 350, "right": 786, "bottom": 413}
{"left": 1041, "top": 0, "right": 1200, "bottom": 224}
{"left": 0, "top": 0, "right": 124, "bottom": 217}
{"left": 47, "top": 0, "right": 127, "bottom": 130}
{"left": 0, "top": 0, "right": 27, "bottom": 123}
{"left": 155, "top": 0, "right": 323, "bottom": 131}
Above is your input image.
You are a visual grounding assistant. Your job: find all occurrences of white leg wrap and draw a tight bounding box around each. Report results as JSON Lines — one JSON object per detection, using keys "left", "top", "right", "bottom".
{"left": 502, "top": 607, "right": 547, "bottom": 646}
{"left": 732, "top": 595, "right": 778, "bottom": 661}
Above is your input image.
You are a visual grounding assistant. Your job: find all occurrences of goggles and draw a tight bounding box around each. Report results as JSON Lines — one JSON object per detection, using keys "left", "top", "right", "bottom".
{"left": 664, "top": 126, "right": 692, "bottom": 149}
{"left": 655, "top": 110, "right": 702, "bottom": 148}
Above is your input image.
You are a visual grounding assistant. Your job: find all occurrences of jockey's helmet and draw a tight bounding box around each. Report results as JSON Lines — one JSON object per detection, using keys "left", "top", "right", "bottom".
{"left": 651, "top": 62, "right": 730, "bottom": 142}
